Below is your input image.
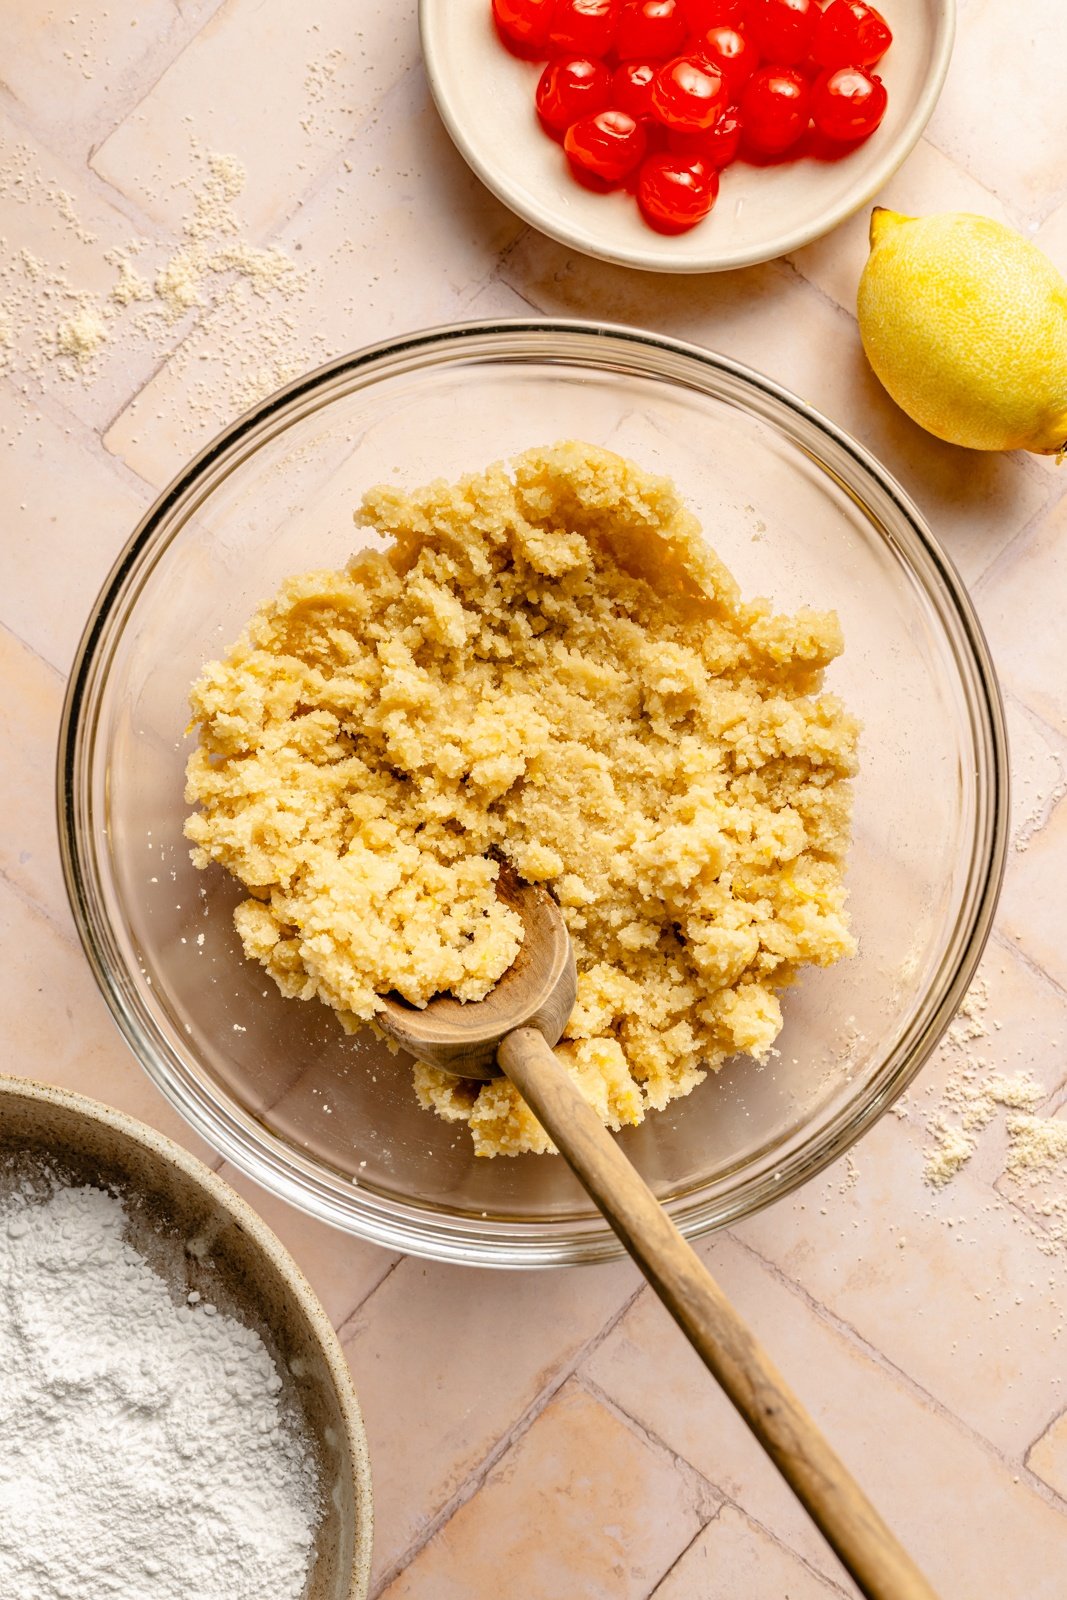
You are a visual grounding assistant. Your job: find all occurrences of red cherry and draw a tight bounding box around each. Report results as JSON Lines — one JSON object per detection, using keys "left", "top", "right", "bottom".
{"left": 651, "top": 55, "right": 727, "bottom": 133}
{"left": 740, "top": 64, "right": 811, "bottom": 154}
{"left": 704, "top": 103, "right": 743, "bottom": 166}
{"left": 613, "top": 60, "right": 660, "bottom": 119}
{"left": 536, "top": 56, "right": 613, "bottom": 133}
{"left": 810, "top": 65, "right": 887, "bottom": 141}
{"left": 668, "top": 103, "right": 743, "bottom": 166}
{"left": 549, "top": 0, "right": 619, "bottom": 56}
{"left": 637, "top": 151, "right": 720, "bottom": 231}
{"left": 678, "top": 0, "right": 745, "bottom": 28}
{"left": 492, "top": 0, "right": 554, "bottom": 57}
{"left": 747, "top": 0, "right": 818, "bottom": 67}
{"left": 811, "top": 0, "right": 892, "bottom": 69}
{"left": 564, "top": 109, "right": 649, "bottom": 185}
{"left": 616, "top": 0, "right": 687, "bottom": 59}
{"left": 693, "top": 24, "right": 760, "bottom": 95}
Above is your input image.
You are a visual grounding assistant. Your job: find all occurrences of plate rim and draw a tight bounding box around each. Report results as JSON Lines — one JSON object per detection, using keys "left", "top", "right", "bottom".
{"left": 419, "top": 0, "right": 957, "bottom": 273}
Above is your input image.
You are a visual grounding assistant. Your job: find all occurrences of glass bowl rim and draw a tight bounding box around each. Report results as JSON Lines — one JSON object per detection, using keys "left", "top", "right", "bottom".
{"left": 57, "top": 317, "right": 1009, "bottom": 1267}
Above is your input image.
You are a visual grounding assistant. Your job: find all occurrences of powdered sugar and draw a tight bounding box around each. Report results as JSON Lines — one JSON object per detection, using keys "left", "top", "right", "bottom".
{"left": 0, "top": 1182, "right": 320, "bottom": 1600}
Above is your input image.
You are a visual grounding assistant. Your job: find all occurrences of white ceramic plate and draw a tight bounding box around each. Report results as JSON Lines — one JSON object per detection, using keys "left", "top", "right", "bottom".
{"left": 420, "top": 0, "right": 955, "bottom": 272}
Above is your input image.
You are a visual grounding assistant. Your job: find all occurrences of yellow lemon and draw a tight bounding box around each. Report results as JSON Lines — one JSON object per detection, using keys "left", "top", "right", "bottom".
{"left": 857, "top": 208, "right": 1067, "bottom": 458}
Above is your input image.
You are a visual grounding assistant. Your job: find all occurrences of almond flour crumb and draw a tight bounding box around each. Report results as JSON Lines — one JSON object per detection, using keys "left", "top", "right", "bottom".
{"left": 943, "top": 974, "right": 990, "bottom": 1050}
{"left": 920, "top": 973, "right": 1067, "bottom": 1262}
{"left": 45, "top": 183, "right": 97, "bottom": 246}
{"left": 304, "top": 49, "right": 345, "bottom": 103}
{"left": 0, "top": 141, "right": 314, "bottom": 419}
{"left": 54, "top": 301, "right": 108, "bottom": 363}
{"left": 922, "top": 975, "right": 1044, "bottom": 1187}
{"left": 924, "top": 1119, "right": 980, "bottom": 1188}
{"left": 835, "top": 1153, "right": 860, "bottom": 1194}
{"left": 154, "top": 250, "right": 205, "bottom": 318}
{"left": 1012, "top": 712, "right": 1067, "bottom": 855}
{"left": 107, "top": 251, "right": 154, "bottom": 308}
{"left": 1006, "top": 1115, "right": 1067, "bottom": 1183}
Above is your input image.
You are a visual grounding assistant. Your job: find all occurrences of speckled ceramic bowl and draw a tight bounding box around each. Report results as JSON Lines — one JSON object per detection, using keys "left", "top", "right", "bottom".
{"left": 0, "top": 1077, "right": 373, "bottom": 1600}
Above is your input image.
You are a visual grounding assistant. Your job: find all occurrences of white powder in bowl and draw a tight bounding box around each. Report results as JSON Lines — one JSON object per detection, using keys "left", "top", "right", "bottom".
{"left": 0, "top": 1182, "right": 321, "bottom": 1600}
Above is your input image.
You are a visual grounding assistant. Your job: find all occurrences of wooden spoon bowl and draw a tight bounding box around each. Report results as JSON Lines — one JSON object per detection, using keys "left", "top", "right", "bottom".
{"left": 377, "top": 868, "right": 576, "bottom": 1081}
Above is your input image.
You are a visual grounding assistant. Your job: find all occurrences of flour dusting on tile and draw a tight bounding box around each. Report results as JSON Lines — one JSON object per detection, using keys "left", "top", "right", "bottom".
{"left": 919, "top": 976, "right": 1067, "bottom": 1259}
{"left": 0, "top": 141, "right": 320, "bottom": 424}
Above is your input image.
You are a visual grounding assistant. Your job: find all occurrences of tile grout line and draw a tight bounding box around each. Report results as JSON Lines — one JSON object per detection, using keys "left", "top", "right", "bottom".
{"left": 1003, "top": 686, "right": 1067, "bottom": 758}
{"left": 82, "top": 0, "right": 231, "bottom": 187}
{"left": 730, "top": 1222, "right": 1067, "bottom": 1518}
{"left": 94, "top": 324, "right": 212, "bottom": 443}
{"left": 992, "top": 1159, "right": 1067, "bottom": 1229}
{"left": 578, "top": 1370, "right": 724, "bottom": 1515}
{"left": 453, "top": 240, "right": 536, "bottom": 320}
{"left": 778, "top": 248, "right": 866, "bottom": 325}
{"left": 579, "top": 1371, "right": 858, "bottom": 1600}
{"left": 727, "top": 1228, "right": 1067, "bottom": 1495}
{"left": 1034, "top": 176, "right": 1067, "bottom": 233}
{"left": 709, "top": 1493, "right": 859, "bottom": 1600}
{"left": 918, "top": 129, "right": 1037, "bottom": 237}
{"left": 252, "top": 56, "right": 424, "bottom": 245}
{"left": 971, "top": 478, "right": 1065, "bottom": 601}
{"left": 0, "top": 866, "right": 79, "bottom": 952}
{"left": 964, "top": 473, "right": 1063, "bottom": 590}
{"left": 0, "top": 90, "right": 174, "bottom": 244}
{"left": 92, "top": 64, "right": 424, "bottom": 453}
{"left": 366, "top": 1270, "right": 646, "bottom": 1596}
{"left": 331, "top": 1253, "right": 405, "bottom": 1344}
{"left": 0, "top": 372, "right": 163, "bottom": 505}
{"left": 645, "top": 1503, "right": 726, "bottom": 1600}
{"left": 990, "top": 927, "right": 1067, "bottom": 1012}
{"left": 1023, "top": 1404, "right": 1067, "bottom": 1476}
{"left": 0, "top": 617, "right": 66, "bottom": 687}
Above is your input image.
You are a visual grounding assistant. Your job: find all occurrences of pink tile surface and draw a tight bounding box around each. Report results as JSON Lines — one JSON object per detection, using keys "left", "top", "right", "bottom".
{"left": 0, "top": 875, "right": 221, "bottom": 1165}
{"left": 650, "top": 1505, "right": 842, "bottom": 1599}
{"left": 340, "top": 1256, "right": 638, "bottom": 1586}
{"left": 976, "top": 490, "right": 1067, "bottom": 743}
{"left": 589, "top": 1237, "right": 1067, "bottom": 1600}
{"left": 0, "top": 0, "right": 220, "bottom": 163}
{"left": 0, "top": 388, "right": 149, "bottom": 673}
{"left": 378, "top": 1381, "right": 714, "bottom": 1600}
{"left": 91, "top": 0, "right": 416, "bottom": 239}
{"left": 1029, "top": 1407, "right": 1067, "bottom": 1502}
{"left": 4, "top": 4, "right": 1067, "bottom": 1597}
{"left": 925, "top": 0, "right": 1067, "bottom": 223}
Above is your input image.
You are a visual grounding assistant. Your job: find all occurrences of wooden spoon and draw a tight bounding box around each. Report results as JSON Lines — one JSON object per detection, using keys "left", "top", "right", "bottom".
{"left": 378, "top": 871, "right": 938, "bottom": 1600}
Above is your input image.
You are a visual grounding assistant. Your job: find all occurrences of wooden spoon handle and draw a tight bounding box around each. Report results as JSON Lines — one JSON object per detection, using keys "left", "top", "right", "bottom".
{"left": 499, "top": 1026, "right": 939, "bottom": 1600}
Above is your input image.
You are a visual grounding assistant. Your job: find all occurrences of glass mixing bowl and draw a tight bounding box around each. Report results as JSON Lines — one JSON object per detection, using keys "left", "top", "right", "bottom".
{"left": 59, "top": 321, "right": 1008, "bottom": 1266}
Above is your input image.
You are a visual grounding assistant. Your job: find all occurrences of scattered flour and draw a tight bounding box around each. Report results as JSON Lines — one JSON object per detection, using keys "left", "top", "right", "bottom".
{"left": 301, "top": 49, "right": 353, "bottom": 135}
{"left": 923, "top": 977, "right": 1046, "bottom": 1188}
{"left": 0, "top": 141, "right": 319, "bottom": 425}
{"left": 107, "top": 248, "right": 155, "bottom": 308}
{"left": 1006, "top": 1114, "right": 1067, "bottom": 1183}
{"left": 919, "top": 973, "right": 1067, "bottom": 1259}
{"left": 1011, "top": 710, "right": 1067, "bottom": 855}
{"left": 54, "top": 300, "right": 109, "bottom": 363}
{"left": 0, "top": 1181, "right": 320, "bottom": 1600}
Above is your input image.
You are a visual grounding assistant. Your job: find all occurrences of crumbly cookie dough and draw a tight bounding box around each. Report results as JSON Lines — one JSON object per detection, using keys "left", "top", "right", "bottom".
{"left": 185, "top": 443, "right": 858, "bottom": 1156}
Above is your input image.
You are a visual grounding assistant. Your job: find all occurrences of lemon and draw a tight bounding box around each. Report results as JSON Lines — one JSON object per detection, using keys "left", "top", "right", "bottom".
{"left": 857, "top": 209, "right": 1067, "bottom": 458}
